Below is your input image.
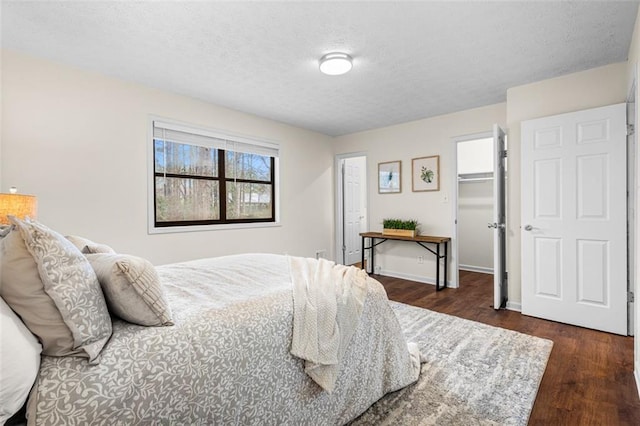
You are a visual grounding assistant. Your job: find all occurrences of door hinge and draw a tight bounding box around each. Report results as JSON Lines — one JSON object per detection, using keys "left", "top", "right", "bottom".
{"left": 501, "top": 150, "right": 508, "bottom": 158}
{"left": 627, "top": 124, "right": 635, "bottom": 136}
{"left": 629, "top": 291, "right": 635, "bottom": 303}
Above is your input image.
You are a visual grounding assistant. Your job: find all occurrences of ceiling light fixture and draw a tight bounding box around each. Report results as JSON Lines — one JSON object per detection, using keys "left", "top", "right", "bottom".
{"left": 319, "top": 52, "right": 353, "bottom": 76}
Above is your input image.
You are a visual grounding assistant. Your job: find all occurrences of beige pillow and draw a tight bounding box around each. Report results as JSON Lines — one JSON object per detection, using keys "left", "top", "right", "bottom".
{"left": 66, "top": 235, "right": 115, "bottom": 254}
{"left": 4, "top": 217, "right": 112, "bottom": 362}
{"left": 0, "top": 228, "right": 77, "bottom": 357}
{"left": 86, "top": 253, "right": 173, "bottom": 326}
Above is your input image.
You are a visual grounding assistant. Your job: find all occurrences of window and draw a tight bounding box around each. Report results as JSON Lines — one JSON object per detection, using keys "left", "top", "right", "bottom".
{"left": 151, "top": 120, "right": 279, "bottom": 231}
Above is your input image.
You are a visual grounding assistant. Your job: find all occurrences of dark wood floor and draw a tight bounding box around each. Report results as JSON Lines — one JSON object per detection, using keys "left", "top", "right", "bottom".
{"left": 375, "top": 270, "right": 640, "bottom": 425}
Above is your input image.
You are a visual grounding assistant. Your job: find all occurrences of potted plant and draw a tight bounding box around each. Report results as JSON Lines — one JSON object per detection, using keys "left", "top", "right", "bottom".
{"left": 382, "top": 218, "right": 419, "bottom": 238}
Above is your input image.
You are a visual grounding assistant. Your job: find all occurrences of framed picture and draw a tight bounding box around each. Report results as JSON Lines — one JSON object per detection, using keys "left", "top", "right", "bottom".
{"left": 412, "top": 155, "right": 440, "bottom": 192}
{"left": 378, "top": 160, "right": 401, "bottom": 193}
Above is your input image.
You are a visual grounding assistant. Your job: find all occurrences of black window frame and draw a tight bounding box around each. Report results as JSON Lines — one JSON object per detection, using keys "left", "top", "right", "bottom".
{"left": 153, "top": 141, "right": 277, "bottom": 228}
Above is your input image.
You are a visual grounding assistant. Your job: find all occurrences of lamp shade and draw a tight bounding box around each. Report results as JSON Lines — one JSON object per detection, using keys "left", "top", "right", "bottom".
{"left": 0, "top": 193, "right": 38, "bottom": 225}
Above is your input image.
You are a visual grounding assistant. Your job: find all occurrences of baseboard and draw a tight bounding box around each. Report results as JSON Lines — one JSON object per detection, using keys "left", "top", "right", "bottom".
{"left": 379, "top": 269, "right": 454, "bottom": 288}
{"left": 459, "top": 264, "right": 493, "bottom": 274}
{"left": 506, "top": 301, "right": 522, "bottom": 312}
{"left": 635, "top": 369, "right": 640, "bottom": 399}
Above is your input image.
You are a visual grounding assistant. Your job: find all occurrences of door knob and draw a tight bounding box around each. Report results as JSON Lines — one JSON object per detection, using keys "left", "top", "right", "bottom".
{"left": 523, "top": 224, "right": 533, "bottom": 231}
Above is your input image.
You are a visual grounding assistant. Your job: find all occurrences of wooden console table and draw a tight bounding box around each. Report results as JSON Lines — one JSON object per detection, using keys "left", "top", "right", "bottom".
{"left": 360, "top": 232, "right": 451, "bottom": 291}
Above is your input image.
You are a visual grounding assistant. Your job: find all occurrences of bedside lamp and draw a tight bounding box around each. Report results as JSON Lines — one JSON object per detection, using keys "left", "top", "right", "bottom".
{"left": 0, "top": 187, "right": 37, "bottom": 236}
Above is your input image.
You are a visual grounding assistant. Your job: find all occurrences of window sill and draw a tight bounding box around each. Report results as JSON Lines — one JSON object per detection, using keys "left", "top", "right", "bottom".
{"left": 148, "top": 221, "right": 281, "bottom": 235}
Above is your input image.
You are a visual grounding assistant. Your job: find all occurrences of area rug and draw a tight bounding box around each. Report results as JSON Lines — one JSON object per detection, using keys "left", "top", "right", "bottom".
{"left": 350, "top": 301, "right": 553, "bottom": 425}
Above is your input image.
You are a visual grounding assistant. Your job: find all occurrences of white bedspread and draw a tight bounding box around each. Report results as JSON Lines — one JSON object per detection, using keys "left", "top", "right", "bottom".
{"left": 289, "top": 257, "right": 369, "bottom": 392}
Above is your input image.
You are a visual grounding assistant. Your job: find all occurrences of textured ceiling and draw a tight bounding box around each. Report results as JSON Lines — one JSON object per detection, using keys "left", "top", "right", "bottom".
{"left": 2, "top": 1, "right": 638, "bottom": 136}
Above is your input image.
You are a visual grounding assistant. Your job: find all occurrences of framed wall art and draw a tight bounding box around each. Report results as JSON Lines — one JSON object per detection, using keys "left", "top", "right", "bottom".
{"left": 378, "top": 160, "right": 401, "bottom": 193}
{"left": 412, "top": 155, "right": 440, "bottom": 192}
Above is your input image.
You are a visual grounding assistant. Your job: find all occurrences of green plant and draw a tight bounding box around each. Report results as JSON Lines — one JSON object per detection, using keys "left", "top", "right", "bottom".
{"left": 382, "top": 218, "right": 418, "bottom": 230}
{"left": 420, "top": 166, "right": 434, "bottom": 183}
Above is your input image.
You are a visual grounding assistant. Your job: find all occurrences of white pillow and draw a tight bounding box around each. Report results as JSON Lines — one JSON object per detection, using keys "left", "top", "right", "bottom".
{"left": 0, "top": 297, "right": 42, "bottom": 423}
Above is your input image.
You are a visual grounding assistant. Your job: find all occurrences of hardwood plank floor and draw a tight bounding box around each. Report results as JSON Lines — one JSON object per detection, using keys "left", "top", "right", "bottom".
{"left": 375, "top": 270, "right": 640, "bottom": 425}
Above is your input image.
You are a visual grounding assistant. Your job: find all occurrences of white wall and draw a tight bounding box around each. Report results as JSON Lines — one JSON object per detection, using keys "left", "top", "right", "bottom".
{"left": 457, "top": 137, "right": 493, "bottom": 175}
{"left": 1, "top": 50, "right": 335, "bottom": 265}
{"left": 458, "top": 180, "right": 493, "bottom": 272}
{"left": 505, "top": 62, "right": 628, "bottom": 308}
{"left": 333, "top": 103, "right": 507, "bottom": 285}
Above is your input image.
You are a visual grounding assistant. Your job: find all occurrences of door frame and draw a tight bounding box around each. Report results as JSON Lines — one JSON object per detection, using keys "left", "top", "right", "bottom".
{"left": 627, "top": 72, "right": 637, "bottom": 337}
{"left": 630, "top": 61, "right": 640, "bottom": 400}
{"left": 450, "top": 130, "right": 494, "bottom": 289}
{"left": 335, "top": 152, "right": 368, "bottom": 265}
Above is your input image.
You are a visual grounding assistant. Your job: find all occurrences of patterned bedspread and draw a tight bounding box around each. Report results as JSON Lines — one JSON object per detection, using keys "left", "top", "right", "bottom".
{"left": 27, "top": 254, "right": 420, "bottom": 425}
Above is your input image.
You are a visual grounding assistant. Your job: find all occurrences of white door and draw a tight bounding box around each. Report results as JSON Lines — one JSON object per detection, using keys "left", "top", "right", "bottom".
{"left": 492, "top": 125, "right": 507, "bottom": 309}
{"left": 521, "top": 103, "right": 627, "bottom": 335}
{"left": 344, "top": 157, "right": 365, "bottom": 265}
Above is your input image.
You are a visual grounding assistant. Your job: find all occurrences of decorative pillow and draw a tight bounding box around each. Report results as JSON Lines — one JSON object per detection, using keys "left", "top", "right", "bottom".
{"left": 65, "top": 235, "right": 116, "bottom": 254}
{"left": 0, "top": 297, "right": 41, "bottom": 424}
{"left": 0, "top": 227, "right": 77, "bottom": 356}
{"left": 4, "top": 217, "right": 112, "bottom": 362}
{"left": 86, "top": 253, "right": 173, "bottom": 326}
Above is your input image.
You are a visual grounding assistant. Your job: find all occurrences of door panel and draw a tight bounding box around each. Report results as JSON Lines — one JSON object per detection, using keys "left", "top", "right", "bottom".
{"left": 576, "top": 154, "right": 608, "bottom": 218}
{"left": 577, "top": 239, "right": 608, "bottom": 305}
{"left": 521, "top": 103, "right": 627, "bottom": 335}
{"left": 534, "top": 159, "right": 562, "bottom": 218}
{"left": 344, "top": 158, "right": 364, "bottom": 265}
{"left": 534, "top": 237, "right": 562, "bottom": 298}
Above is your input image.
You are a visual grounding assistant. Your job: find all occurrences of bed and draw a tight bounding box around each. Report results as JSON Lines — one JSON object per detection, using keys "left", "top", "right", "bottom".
{"left": 0, "top": 217, "right": 422, "bottom": 425}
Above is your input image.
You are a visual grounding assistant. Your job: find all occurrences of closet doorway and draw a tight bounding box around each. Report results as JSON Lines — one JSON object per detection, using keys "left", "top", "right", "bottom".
{"left": 335, "top": 153, "right": 368, "bottom": 266}
{"left": 453, "top": 128, "right": 507, "bottom": 308}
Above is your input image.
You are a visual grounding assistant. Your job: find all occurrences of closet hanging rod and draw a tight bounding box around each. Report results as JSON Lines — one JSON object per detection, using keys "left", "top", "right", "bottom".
{"left": 458, "top": 176, "right": 494, "bottom": 183}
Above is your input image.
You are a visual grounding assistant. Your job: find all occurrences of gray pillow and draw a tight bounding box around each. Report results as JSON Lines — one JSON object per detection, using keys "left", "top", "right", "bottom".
{"left": 6, "top": 217, "right": 112, "bottom": 362}
{"left": 86, "top": 253, "right": 173, "bottom": 326}
{"left": 65, "top": 235, "right": 116, "bottom": 254}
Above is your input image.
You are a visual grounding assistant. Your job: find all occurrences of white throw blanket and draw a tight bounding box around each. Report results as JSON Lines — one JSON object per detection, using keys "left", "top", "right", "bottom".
{"left": 289, "top": 257, "right": 369, "bottom": 392}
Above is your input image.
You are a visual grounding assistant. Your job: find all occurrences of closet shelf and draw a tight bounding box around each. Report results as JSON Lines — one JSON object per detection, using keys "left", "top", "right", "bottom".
{"left": 458, "top": 172, "right": 494, "bottom": 183}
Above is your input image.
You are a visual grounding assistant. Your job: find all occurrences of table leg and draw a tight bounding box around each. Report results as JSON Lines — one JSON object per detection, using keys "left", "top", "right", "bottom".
{"left": 436, "top": 243, "right": 441, "bottom": 291}
{"left": 361, "top": 236, "right": 365, "bottom": 271}
{"left": 371, "top": 238, "right": 375, "bottom": 274}
{"left": 444, "top": 241, "right": 448, "bottom": 290}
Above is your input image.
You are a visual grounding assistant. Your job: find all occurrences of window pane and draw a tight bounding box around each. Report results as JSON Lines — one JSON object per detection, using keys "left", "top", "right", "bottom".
{"left": 156, "top": 177, "right": 219, "bottom": 222}
{"left": 225, "top": 151, "right": 271, "bottom": 181}
{"left": 226, "top": 182, "right": 272, "bottom": 220}
{"left": 155, "top": 139, "right": 218, "bottom": 177}
{"left": 154, "top": 139, "right": 165, "bottom": 173}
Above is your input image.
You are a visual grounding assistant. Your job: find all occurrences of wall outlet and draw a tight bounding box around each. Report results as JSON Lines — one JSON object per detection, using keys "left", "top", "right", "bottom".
{"left": 417, "top": 256, "right": 424, "bottom": 264}
{"left": 374, "top": 265, "right": 382, "bottom": 274}
{"left": 315, "top": 249, "right": 326, "bottom": 259}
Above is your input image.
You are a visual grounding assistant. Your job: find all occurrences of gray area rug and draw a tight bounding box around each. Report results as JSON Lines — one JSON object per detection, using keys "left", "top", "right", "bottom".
{"left": 350, "top": 301, "right": 553, "bottom": 425}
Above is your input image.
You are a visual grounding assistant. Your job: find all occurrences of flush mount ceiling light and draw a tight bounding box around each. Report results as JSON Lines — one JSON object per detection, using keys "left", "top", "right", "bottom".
{"left": 319, "top": 52, "right": 353, "bottom": 76}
